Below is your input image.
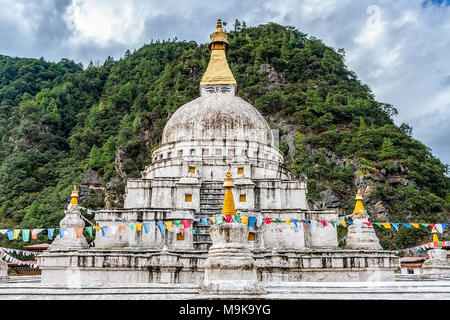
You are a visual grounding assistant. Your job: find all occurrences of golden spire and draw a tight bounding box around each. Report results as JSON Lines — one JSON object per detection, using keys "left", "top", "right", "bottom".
{"left": 222, "top": 170, "right": 236, "bottom": 216}
{"left": 70, "top": 185, "right": 79, "bottom": 206}
{"left": 353, "top": 189, "right": 366, "bottom": 215}
{"left": 200, "top": 18, "right": 237, "bottom": 86}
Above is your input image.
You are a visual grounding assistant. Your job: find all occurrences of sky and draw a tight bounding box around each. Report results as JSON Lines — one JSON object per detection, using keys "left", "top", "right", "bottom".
{"left": 0, "top": 0, "right": 449, "bottom": 167}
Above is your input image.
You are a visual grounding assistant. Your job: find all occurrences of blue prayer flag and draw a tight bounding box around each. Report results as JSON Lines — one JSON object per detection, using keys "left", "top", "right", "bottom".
{"left": 143, "top": 223, "right": 150, "bottom": 234}
{"left": 201, "top": 218, "right": 208, "bottom": 226}
{"left": 48, "top": 228, "right": 54, "bottom": 240}
{"left": 248, "top": 216, "right": 256, "bottom": 227}
{"left": 6, "top": 230, "right": 14, "bottom": 241}
{"left": 156, "top": 221, "right": 164, "bottom": 234}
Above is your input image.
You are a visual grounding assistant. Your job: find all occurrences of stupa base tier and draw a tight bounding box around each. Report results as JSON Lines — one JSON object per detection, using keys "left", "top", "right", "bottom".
{"left": 37, "top": 248, "right": 399, "bottom": 285}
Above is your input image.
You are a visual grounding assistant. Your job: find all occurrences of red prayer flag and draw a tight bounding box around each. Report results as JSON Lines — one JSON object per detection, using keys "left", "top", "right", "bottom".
{"left": 320, "top": 220, "right": 327, "bottom": 227}
{"left": 265, "top": 218, "right": 272, "bottom": 224}
{"left": 363, "top": 222, "right": 373, "bottom": 226}
{"left": 31, "top": 229, "right": 38, "bottom": 240}
{"left": 225, "top": 215, "right": 232, "bottom": 223}
{"left": 183, "top": 219, "right": 190, "bottom": 229}
{"left": 429, "top": 224, "right": 436, "bottom": 227}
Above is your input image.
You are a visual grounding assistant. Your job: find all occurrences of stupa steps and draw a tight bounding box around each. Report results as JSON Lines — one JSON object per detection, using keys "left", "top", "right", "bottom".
{"left": 194, "top": 181, "right": 228, "bottom": 249}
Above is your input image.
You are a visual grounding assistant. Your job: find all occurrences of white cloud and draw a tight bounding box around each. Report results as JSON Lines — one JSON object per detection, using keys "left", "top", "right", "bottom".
{"left": 0, "top": 0, "right": 449, "bottom": 165}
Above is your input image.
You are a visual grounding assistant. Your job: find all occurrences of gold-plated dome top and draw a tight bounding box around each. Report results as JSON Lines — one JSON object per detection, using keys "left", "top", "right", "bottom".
{"left": 200, "top": 18, "right": 236, "bottom": 86}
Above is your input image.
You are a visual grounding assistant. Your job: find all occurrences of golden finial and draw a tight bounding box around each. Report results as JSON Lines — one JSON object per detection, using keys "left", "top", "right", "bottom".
{"left": 222, "top": 170, "right": 236, "bottom": 215}
{"left": 70, "top": 185, "right": 79, "bottom": 205}
{"left": 355, "top": 189, "right": 363, "bottom": 200}
{"left": 353, "top": 189, "right": 365, "bottom": 215}
{"left": 200, "top": 18, "right": 236, "bottom": 86}
{"left": 216, "top": 18, "right": 223, "bottom": 32}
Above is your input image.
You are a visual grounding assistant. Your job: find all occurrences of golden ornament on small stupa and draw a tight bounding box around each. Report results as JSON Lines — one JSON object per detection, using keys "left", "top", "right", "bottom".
{"left": 353, "top": 189, "right": 366, "bottom": 215}
{"left": 222, "top": 170, "right": 236, "bottom": 216}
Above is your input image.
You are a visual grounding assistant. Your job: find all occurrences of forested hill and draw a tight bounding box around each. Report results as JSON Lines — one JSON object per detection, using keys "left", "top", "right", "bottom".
{"left": 0, "top": 21, "right": 448, "bottom": 250}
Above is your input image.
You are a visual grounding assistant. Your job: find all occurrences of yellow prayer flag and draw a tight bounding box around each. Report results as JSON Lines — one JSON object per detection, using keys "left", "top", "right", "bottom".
{"left": 136, "top": 223, "right": 143, "bottom": 231}
{"left": 286, "top": 219, "right": 291, "bottom": 226}
{"left": 411, "top": 223, "right": 419, "bottom": 228}
{"left": 165, "top": 221, "right": 173, "bottom": 231}
{"left": 381, "top": 223, "right": 391, "bottom": 229}
{"left": 13, "top": 229, "right": 21, "bottom": 239}
{"left": 241, "top": 216, "right": 248, "bottom": 225}
{"left": 339, "top": 221, "right": 346, "bottom": 227}
{"left": 209, "top": 217, "right": 216, "bottom": 223}
{"left": 93, "top": 226, "right": 102, "bottom": 230}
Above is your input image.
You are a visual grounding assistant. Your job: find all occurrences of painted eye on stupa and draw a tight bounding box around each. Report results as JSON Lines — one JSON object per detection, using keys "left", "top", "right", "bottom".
{"left": 205, "top": 86, "right": 216, "bottom": 94}
{"left": 219, "top": 86, "right": 231, "bottom": 94}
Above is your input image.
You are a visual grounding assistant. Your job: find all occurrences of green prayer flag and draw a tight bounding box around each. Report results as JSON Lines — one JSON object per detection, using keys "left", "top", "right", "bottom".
{"left": 129, "top": 224, "right": 135, "bottom": 230}
{"left": 174, "top": 220, "right": 181, "bottom": 227}
{"left": 215, "top": 215, "right": 223, "bottom": 225}
{"left": 85, "top": 226, "right": 93, "bottom": 237}
{"left": 420, "top": 223, "right": 429, "bottom": 227}
{"left": 374, "top": 222, "right": 382, "bottom": 227}
{"left": 22, "top": 229, "right": 30, "bottom": 242}
{"left": 233, "top": 215, "right": 241, "bottom": 223}
{"left": 275, "top": 218, "right": 280, "bottom": 223}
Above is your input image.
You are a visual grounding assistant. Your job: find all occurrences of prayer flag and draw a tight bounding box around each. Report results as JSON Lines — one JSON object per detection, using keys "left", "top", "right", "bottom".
{"left": 256, "top": 216, "right": 263, "bottom": 227}
{"left": 165, "top": 221, "right": 173, "bottom": 231}
{"left": 136, "top": 223, "right": 143, "bottom": 231}
{"left": 13, "top": 229, "right": 20, "bottom": 240}
{"left": 320, "top": 220, "right": 327, "bottom": 227}
{"left": 293, "top": 219, "right": 298, "bottom": 228}
{"left": 411, "top": 223, "right": 419, "bottom": 228}
{"left": 275, "top": 218, "right": 280, "bottom": 223}
{"left": 248, "top": 217, "right": 256, "bottom": 227}
{"left": 241, "top": 216, "right": 248, "bottom": 225}
{"left": 233, "top": 215, "right": 241, "bottom": 223}
{"left": 400, "top": 223, "right": 411, "bottom": 228}
{"left": 75, "top": 227, "right": 83, "bottom": 239}
{"left": 85, "top": 226, "right": 93, "bottom": 237}
{"left": 119, "top": 224, "right": 125, "bottom": 231}
{"left": 225, "top": 215, "right": 232, "bottom": 223}
{"left": 101, "top": 226, "right": 108, "bottom": 237}
{"left": 174, "top": 220, "right": 182, "bottom": 227}
{"left": 420, "top": 223, "right": 429, "bottom": 228}
{"left": 201, "top": 218, "right": 208, "bottom": 226}
{"left": 363, "top": 222, "right": 373, "bottom": 226}
{"left": 436, "top": 224, "right": 443, "bottom": 233}
{"left": 265, "top": 218, "right": 272, "bottom": 224}
{"left": 373, "top": 222, "right": 381, "bottom": 227}
{"left": 6, "top": 230, "right": 14, "bottom": 240}
{"left": 128, "top": 224, "right": 135, "bottom": 230}
{"left": 183, "top": 220, "right": 190, "bottom": 229}
{"left": 215, "top": 215, "right": 223, "bottom": 225}
{"left": 156, "top": 221, "right": 164, "bottom": 233}
{"left": 143, "top": 223, "right": 150, "bottom": 234}
{"left": 22, "top": 229, "right": 30, "bottom": 242}
{"left": 381, "top": 223, "right": 391, "bottom": 229}
{"left": 339, "top": 221, "right": 346, "bottom": 228}
{"left": 391, "top": 223, "right": 399, "bottom": 231}
{"left": 48, "top": 228, "right": 54, "bottom": 240}
{"left": 209, "top": 217, "right": 216, "bottom": 223}
{"left": 59, "top": 228, "right": 65, "bottom": 238}
{"left": 286, "top": 219, "right": 291, "bottom": 226}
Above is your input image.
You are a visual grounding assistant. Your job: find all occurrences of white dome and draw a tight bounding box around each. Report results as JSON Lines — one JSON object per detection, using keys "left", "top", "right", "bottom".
{"left": 161, "top": 94, "right": 274, "bottom": 146}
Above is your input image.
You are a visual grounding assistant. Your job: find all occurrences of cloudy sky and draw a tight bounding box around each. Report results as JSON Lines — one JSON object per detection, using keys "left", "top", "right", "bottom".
{"left": 0, "top": 0, "right": 449, "bottom": 167}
